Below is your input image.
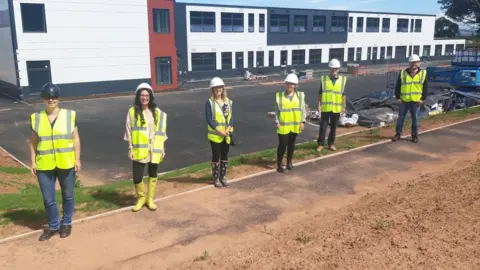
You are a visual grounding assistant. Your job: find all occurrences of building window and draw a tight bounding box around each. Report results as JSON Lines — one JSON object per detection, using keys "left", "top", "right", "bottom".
{"left": 20, "top": 3, "right": 47, "bottom": 32}
{"left": 395, "top": 46, "right": 407, "bottom": 59}
{"left": 248, "top": 13, "right": 254, "bottom": 32}
{"left": 292, "top": 50, "right": 305, "bottom": 65}
{"left": 191, "top": 53, "right": 216, "bottom": 71}
{"left": 270, "top": 14, "right": 289, "bottom": 33}
{"left": 269, "top": 51, "right": 274, "bottom": 67}
{"left": 221, "top": 52, "right": 232, "bottom": 70}
{"left": 221, "top": 12, "right": 244, "bottom": 32}
{"left": 153, "top": 9, "right": 170, "bottom": 33}
{"left": 348, "top": 48, "right": 355, "bottom": 61}
{"left": 414, "top": 19, "right": 422, "bottom": 32}
{"left": 248, "top": 51, "right": 254, "bottom": 68}
{"left": 293, "top": 15, "right": 307, "bottom": 32}
{"left": 280, "top": 50, "right": 288, "bottom": 65}
{"left": 382, "top": 18, "right": 390, "bottom": 32}
{"left": 313, "top": 15, "right": 326, "bottom": 32}
{"left": 309, "top": 49, "right": 322, "bottom": 64}
{"left": 190, "top": 11, "right": 215, "bottom": 32}
{"left": 445, "top": 44, "right": 454, "bottom": 55}
{"left": 331, "top": 16, "right": 346, "bottom": 32}
{"left": 329, "top": 48, "right": 344, "bottom": 61}
{"left": 366, "top": 18, "right": 379, "bottom": 32}
{"left": 259, "top": 14, "right": 265, "bottom": 32}
{"left": 435, "top": 45, "right": 442, "bottom": 56}
{"left": 410, "top": 19, "right": 414, "bottom": 32}
{"left": 356, "top": 48, "right": 362, "bottom": 61}
{"left": 348, "top": 17, "right": 353, "bottom": 32}
{"left": 256, "top": 51, "right": 264, "bottom": 67}
{"left": 397, "top": 19, "right": 408, "bottom": 32}
{"left": 155, "top": 57, "right": 172, "bottom": 85}
{"left": 356, "top": 17, "right": 364, "bottom": 32}
{"left": 387, "top": 46, "right": 393, "bottom": 59}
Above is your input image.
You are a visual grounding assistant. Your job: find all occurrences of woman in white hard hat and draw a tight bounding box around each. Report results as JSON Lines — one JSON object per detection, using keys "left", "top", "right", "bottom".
{"left": 124, "top": 82, "right": 168, "bottom": 212}
{"left": 274, "top": 73, "right": 307, "bottom": 173}
{"left": 206, "top": 77, "right": 234, "bottom": 188}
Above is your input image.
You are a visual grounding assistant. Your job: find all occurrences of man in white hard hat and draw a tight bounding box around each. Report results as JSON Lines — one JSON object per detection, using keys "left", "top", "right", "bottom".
{"left": 274, "top": 73, "right": 306, "bottom": 172}
{"left": 391, "top": 54, "right": 428, "bottom": 143}
{"left": 316, "top": 58, "right": 347, "bottom": 152}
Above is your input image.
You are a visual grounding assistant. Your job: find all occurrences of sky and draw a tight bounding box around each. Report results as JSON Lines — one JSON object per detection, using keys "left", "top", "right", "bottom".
{"left": 177, "top": 0, "right": 445, "bottom": 16}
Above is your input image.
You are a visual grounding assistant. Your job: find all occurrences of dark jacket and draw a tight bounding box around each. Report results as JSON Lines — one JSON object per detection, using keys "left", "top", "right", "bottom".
{"left": 395, "top": 67, "right": 428, "bottom": 101}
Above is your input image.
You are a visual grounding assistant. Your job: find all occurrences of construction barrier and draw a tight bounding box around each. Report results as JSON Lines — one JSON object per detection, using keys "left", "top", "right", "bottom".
{"left": 352, "top": 65, "right": 368, "bottom": 76}
{"left": 387, "top": 64, "right": 402, "bottom": 72}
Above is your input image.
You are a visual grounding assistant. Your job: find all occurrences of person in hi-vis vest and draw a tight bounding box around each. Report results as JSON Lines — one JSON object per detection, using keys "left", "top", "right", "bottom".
{"left": 391, "top": 54, "right": 428, "bottom": 143}
{"left": 316, "top": 59, "right": 347, "bottom": 152}
{"left": 205, "top": 77, "right": 234, "bottom": 188}
{"left": 274, "top": 73, "right": 307, "bottom": 173}
{"left": 28, "top": 83, "right": 82, "bottom": 241}
{"left": 124, "top": 83, "right": 167, "bottom": 212}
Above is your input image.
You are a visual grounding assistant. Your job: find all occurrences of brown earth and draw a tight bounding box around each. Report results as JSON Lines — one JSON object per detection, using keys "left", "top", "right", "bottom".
{"left": 166, "top": 147, "right": 480, "bottom": 270}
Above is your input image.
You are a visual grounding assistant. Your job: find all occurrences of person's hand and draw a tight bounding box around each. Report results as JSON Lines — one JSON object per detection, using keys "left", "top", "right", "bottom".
{"left": 217, "top": 130, "right": 227, "bottom": 137}
{"left": 75, "top": 160, "right": 82, "bottom": 173}
{"left": 128, "top": 148, "right": 134, "bottom": 160}
{"left": 162, "top": 151, "right": 166, "bottom": 159}
{"left": 397, "top": 99, "right": 402, "bottom": 104}
{"left": 276, "top": 123, "right": 280, "bottom": 129}
{"left": 300, "top": 123, "right": 304, "bottom": 131}
{"left": 226, "top": 126, "right": 231, "bottom": 134}
{"left": 417, "top": 100, "right": 424, "bottom": 104}
{"left": 30, "top": 164, "right": 37, "bottom": 176}
{"left": 342, "top": 107, "right": 346, "bottom": 113}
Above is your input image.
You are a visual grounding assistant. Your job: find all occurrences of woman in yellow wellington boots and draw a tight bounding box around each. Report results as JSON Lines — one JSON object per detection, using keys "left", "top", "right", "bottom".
{"left": 124, "top": 83, "right": 168, "bottom": 211}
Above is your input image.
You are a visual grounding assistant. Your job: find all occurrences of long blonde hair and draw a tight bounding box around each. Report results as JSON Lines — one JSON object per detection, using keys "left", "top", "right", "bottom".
{"left": 211, "top": 86, "right": 227, "bottom": 101}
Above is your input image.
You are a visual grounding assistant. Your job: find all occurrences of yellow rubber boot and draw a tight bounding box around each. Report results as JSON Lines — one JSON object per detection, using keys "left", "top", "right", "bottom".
{"left": 132, "top": 182, "right": 146, "bottom": 212}
{"left": 146, "top": 177, "right": 158, "bottom": 211}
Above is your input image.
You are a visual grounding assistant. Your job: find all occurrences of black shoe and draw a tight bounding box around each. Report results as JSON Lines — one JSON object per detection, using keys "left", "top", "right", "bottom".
{"left": 39, "top": 229, "right": 59, "bottom": 241}
{"left": 277, "top": 163, "right": 285, "bottom": 173}
{"left": 411, "top": 135, "right": 419, "bottom": 143}
{"left": 59, "top": 225, "right": 72, "bottom": 238}
{"left": 391, "top": 134, "right": 401, "bottom": 141}
{"left": 286, "top": 162, "right": 293, "bottom": 170}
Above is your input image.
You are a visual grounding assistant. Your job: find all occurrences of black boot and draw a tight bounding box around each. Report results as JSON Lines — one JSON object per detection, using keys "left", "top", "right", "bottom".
{"left": 39, "top": 228, "right": 59, "bottom": 241}
{"left": 411, "top": 135, "right": 419, "bottom": 143}
{"left": 219, "top": 161, "right": 229, "bottom": 187}
{"left": 59, "top": 225, "right": 72, "bottom": 238}
{"left": 286, "top": 153, "right": 294, "bottom": 170}
{"left": 277, "top": 160, "right": 285, "bottom": 173}
{"left": 211, "top": 163, "right": 222, "bottom": 188}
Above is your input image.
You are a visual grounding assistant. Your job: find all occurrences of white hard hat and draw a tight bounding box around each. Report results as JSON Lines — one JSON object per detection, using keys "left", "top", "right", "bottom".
{"left": 409, "top": 54, "right": 420, "bottom": 62}
{"left": 329, "top": 59, "right": 341, "bottom": 68}
{"left": 209, "top": 77, "right": 225, "bottom": 88}
{"left": 136, "top": 82, "right": 152, "bottom": 92}
{"left": 284, "top": 73, "right": 299, "bottom": 84}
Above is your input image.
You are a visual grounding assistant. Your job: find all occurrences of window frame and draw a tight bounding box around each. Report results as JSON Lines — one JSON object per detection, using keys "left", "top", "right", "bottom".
{"left": 331, "top": 16, "right": 347, "bottom": 33}
{"left": 396, "top": 18, "right": 409, "bottom": 33}
{"left": 293, "top": 15, "right": 307, "bottom": 33}
{"left": 155, "top": 57, "right": 172, "bottom": 85}
{"left": 190, "top": 11, "right": 216, "bottom": 32}
{"left": 221, "top": 12, "right": 244, "bottom": 33}
{"left": 259, "top": 14, "right": 265, "bottom": 32}
{"left": 382, "top": 18, "right": 390, "bottom": 32}
{"left": 221, "top": 52, "right": 232, "bottom": 70}
{"left": 313, "top": 15, "right": 326, "bottom": 33}
{"left": 309, "top": 49, "right": 322, "bottom": 64}
{"left": 153, "top": 9, "right": 170, "bottom": 34}
{"left": 20, "top": 3, "right": 47, "bottom": 33}
{"left": 366, "top": 17, "right": 379, "bottom": 33}
{"left": 191, "top": 53, "right": 217, "bottom": 71}
{"left": 248, "top": 13, "right": 254, "bottom": 33}
{"left": 291, "top": 49, "right": 306, "bottom": 65}
{"left": 270, "top": 14, "right": 289, "bottom": 33}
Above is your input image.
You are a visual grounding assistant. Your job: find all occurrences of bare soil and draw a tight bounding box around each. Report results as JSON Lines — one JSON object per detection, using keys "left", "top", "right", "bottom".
{"left": 168, "top": 146, "right": 480, "bottom": 270}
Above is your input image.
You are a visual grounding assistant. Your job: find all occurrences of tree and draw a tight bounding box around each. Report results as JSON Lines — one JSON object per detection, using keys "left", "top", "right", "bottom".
{"left": 438, "top": 0, "right": 480, "bottom": 28}
{"left": 435, "top": 17, "right": 460, "bottom": 37}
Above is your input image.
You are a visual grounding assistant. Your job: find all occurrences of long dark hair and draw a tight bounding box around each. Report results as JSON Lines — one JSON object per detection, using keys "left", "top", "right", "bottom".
{"left": 133, "top": 88, "right": 158, "bottom": 126}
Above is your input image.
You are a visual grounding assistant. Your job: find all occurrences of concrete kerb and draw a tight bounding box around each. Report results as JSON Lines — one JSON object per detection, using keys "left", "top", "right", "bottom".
{"left": 1, "top": 110, "right": 479, "bottom": 244}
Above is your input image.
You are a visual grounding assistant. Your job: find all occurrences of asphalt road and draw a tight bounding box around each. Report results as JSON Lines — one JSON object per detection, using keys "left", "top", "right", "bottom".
{"left": 0, "top": 74, "right": 388, "bottom": 182}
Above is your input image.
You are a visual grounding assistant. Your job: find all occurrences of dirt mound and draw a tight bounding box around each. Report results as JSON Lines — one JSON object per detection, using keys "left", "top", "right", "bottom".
{"left": 173, "top": 159, "right": 480, "bottom": 269}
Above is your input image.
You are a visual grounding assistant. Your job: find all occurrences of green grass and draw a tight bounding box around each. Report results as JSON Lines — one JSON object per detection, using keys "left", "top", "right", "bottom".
{"left": 1, "top": 105, "right": 479, "bottom": 228}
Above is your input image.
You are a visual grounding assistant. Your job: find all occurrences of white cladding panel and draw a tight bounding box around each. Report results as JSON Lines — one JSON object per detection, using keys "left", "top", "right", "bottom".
{"left": 13, "top": 0, "right": 150, "bottom": 86}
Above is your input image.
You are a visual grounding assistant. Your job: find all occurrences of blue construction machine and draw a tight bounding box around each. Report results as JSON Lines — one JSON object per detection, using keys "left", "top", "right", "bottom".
{"left": 426, "top": 49, "right": 480, "bottom": 93}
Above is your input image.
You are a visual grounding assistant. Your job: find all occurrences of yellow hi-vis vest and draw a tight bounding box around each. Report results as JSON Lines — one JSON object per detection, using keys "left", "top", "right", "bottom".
{"left": 400, "top": 69, "right": 426, "bottom": 102}
{"left": 276, "top": 91, "right": 305, "bottom": 135}
{"left": 207, "top": 97, "right": 233, "bottom": 144}
{"left": 320, "top": 75, "right": 346, "bottom": 113}
{"left": 31, "top": 109, "right": 76, "bottom": 170}
{"left": 129, "top": 107, "right": 167, "bottom": 164}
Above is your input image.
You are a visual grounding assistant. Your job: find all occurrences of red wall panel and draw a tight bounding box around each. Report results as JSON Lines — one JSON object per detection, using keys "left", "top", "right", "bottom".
{"left": 147, "top": 0, "right": 177, "bottom": 90}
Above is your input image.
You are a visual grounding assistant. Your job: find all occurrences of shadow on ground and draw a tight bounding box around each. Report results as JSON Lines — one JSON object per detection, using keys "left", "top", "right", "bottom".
{"left": 1, "top": 209, "right": 47, "bottom": 231}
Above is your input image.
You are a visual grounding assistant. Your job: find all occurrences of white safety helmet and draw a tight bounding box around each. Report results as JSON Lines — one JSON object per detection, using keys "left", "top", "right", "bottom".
{"left": 409, "top": 54, "right": 421, "bottom": 62}
{"left": 136, "top": 82, "right": 152, "bottom": 92}
{"left": 284, "top": 73, "right": 299, "bottom": 84}
{"left": 209, "top": 77, "right": 225, "bottom": 88}
{"left": 328, "top": 59, "right": 341, "bottom": 68}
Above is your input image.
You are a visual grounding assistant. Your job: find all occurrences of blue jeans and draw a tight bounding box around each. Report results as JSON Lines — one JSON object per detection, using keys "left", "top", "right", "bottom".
{"left": 395, "top": 101, "right": 420, "bottom": 136}
{"left": 37, "top": 168, "right": 75, "bottom": 230}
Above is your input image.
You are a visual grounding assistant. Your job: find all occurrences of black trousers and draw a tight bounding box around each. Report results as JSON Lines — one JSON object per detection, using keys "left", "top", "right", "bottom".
{"left": 277, "top": 132, "right": 298, "bottom": 164}
{"left": 317, "top": 112, "right": 340, "bottom": 146}
{"left": 210, "top": 139, "right": 230, "bottom": 163}
{"left": 132, "top": 161, "right": 158, "bottom": 184}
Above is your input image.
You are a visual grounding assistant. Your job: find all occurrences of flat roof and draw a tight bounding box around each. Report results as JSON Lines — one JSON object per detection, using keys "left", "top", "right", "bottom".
{"left": 177, "top": 2, "right": 437, "bottom": 17}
